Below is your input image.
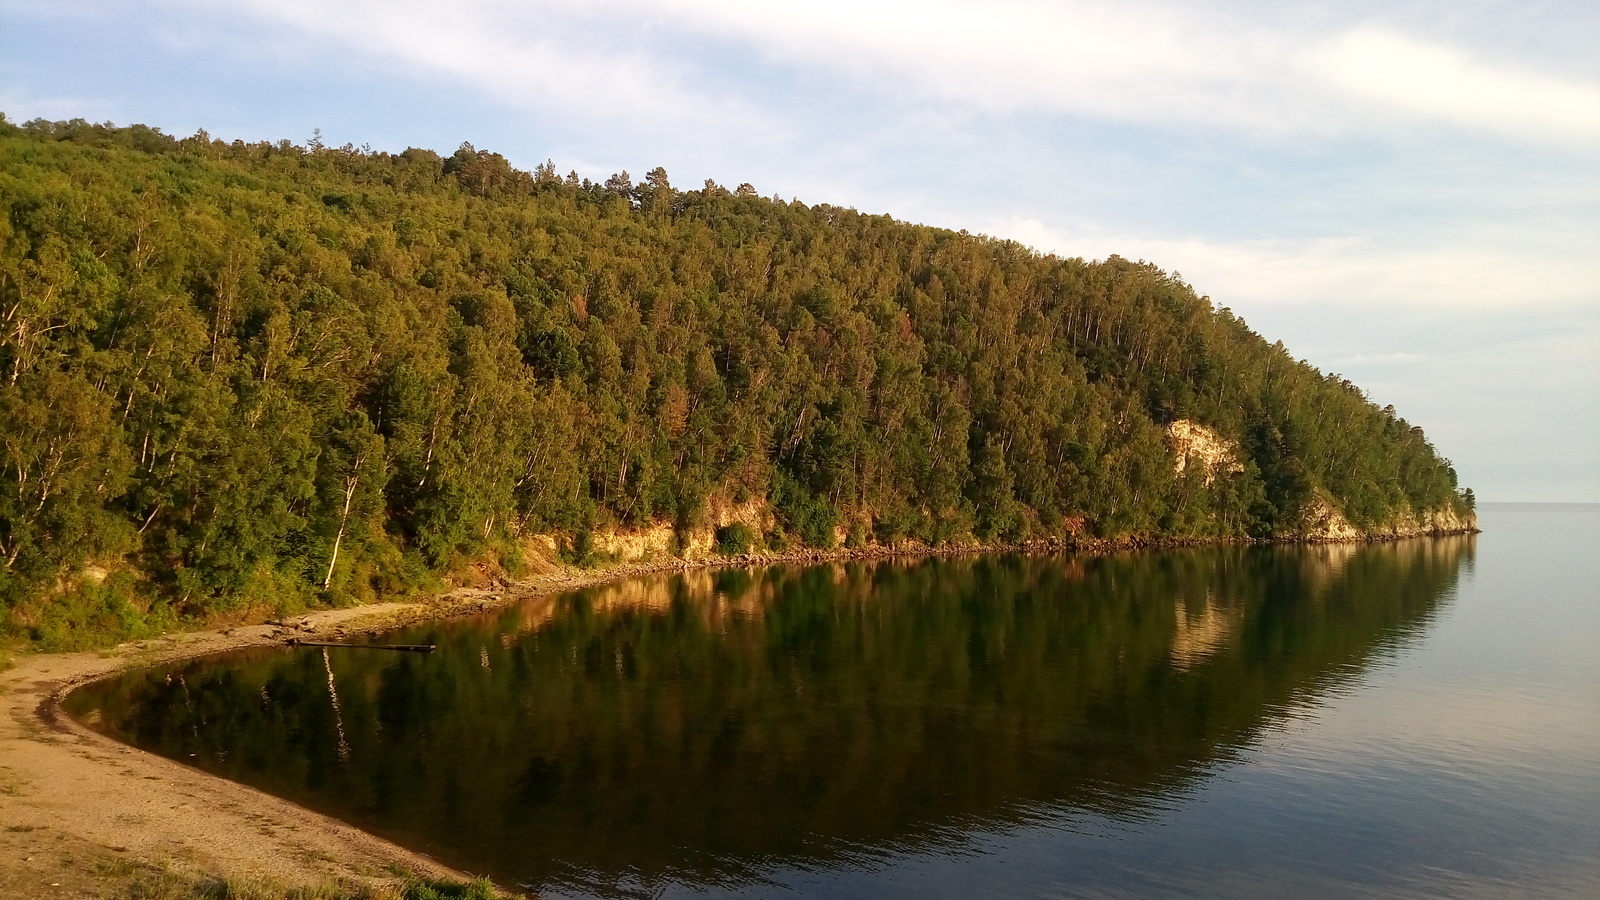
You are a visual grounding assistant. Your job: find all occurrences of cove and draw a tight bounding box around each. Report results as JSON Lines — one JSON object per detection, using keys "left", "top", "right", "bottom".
{"left": 67, "top": 507, "right": 1600, "bottom": 899}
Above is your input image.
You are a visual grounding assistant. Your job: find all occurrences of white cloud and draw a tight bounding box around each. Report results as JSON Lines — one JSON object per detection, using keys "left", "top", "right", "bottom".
{"left": 0, "top": 91, "right": 99, "bottom": 124}
{"left": 1309, "top": 27, "right": 1600, "bottom": 142}
{"left": 191, "top": 0, "right": 779, "bottom": 136}
{"left": 599, "top": 0, "right": 1600, "bottom": 143}
{"left": 1333, "top": 353, "right": 1428, "bottom": 366}
{"left": 987, "top": 217, "right": 1600, "bottom": 310}
{"left": 173, "top": 0, "right": 1600, "bottom": 146}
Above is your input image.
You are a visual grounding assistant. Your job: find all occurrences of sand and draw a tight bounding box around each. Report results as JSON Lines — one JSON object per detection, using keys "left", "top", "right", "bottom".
{"left": 0, "top": 601, "right": 476, "bottom": 899}
{"left": 0, "top": 553, "right": 796, "bottom": 898}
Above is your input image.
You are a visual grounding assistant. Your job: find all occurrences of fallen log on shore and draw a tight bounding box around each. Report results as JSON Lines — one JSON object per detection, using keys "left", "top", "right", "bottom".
{"left": 285, "top": 638, "right": 436, "bottom": 653}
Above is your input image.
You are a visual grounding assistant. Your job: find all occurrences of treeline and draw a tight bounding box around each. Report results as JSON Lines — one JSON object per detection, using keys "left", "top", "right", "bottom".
{"left": 0, "top": 116, "right": 1471, "bottom": 647}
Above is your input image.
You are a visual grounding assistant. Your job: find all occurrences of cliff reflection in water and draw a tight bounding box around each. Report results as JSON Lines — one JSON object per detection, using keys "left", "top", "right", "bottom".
{"left": 69, "top": 538, "right": 1472, "bottom": 894}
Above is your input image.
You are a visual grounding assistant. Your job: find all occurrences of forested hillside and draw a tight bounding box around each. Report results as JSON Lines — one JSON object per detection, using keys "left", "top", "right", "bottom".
{"left": 0, "top": 116, "right": 1473, "bottom": 647}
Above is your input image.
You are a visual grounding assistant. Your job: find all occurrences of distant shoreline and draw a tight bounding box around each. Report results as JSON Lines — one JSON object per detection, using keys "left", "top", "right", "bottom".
{"left": 1476, "top": 501, "right": 1599, "bottom": 511}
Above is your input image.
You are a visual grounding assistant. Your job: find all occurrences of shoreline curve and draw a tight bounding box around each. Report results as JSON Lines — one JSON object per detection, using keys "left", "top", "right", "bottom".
{"left": 2, "top": 528, "right": 1479, "bottom": 896}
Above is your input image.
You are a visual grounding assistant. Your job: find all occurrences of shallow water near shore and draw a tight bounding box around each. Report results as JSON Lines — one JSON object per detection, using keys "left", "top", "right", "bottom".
{"left": 69, "top": 505, "right": 1600, "bottom": 899}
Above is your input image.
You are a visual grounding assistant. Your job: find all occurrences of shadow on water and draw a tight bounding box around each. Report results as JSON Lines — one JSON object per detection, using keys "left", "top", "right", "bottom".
{"left": 69, "top": 537, "right": 1474, "bottom": 896}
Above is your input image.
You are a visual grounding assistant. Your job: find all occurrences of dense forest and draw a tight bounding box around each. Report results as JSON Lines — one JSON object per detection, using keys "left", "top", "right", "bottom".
{"left": 0, "top": 116, "right": 1472, "bottom": 648}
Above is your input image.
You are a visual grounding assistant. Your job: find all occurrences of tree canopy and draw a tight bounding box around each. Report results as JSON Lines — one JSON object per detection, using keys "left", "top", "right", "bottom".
{"left": 0, "top": 115, "right": 1472, "bottom": 648}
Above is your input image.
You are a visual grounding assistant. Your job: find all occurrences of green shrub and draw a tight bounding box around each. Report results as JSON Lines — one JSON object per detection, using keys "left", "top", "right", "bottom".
{"left": 714, "top": 523, "right": 756, "bottom": 556}
{"left": 401, "top": 877, "right": 499, "bottom": 900}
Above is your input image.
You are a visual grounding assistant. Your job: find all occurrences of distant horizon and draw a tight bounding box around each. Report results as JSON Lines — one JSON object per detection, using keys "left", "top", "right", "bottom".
{"left": 1477, "top": 500, "right": 1600, "bottom": 508}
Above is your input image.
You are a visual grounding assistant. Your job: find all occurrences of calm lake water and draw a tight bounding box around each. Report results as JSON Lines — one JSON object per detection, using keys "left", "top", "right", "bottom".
{"left": 69, "top": 505, "right": 1600, "bottom": 898}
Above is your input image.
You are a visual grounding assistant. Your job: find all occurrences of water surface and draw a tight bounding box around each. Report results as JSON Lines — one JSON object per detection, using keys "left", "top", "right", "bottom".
{"left": 69, "top": 506, "right": 1600, "bottom": 898}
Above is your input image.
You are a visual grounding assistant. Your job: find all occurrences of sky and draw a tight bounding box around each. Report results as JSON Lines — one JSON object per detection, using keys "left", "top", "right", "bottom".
{"left": 3, "top": 0, "right": 1597, "bottom": 501}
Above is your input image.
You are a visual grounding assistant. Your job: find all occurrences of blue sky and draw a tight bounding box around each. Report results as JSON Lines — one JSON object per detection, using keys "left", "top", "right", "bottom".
{"left": 4, "top": 0, "right": 1597, "bottom": 501}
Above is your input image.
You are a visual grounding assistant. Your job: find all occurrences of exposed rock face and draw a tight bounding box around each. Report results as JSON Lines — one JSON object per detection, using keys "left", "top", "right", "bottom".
{"left": 1290, "top": 493, "right": 1477, "bottom": 541}
{"left": 529, "top": 467, "right": 1476, "bottom": 561}
{"left": 591, "top": 525, "right": 678, "bottom": 562}
{"left": 1371, "top": 505, "right": 1479, "bottom": 538}
{"left": 541, "top": 497, "right": 777, "bottom": 564}
{"left": 1167, "top": 419, "right": 1244, "bottom": 484}
{"left": 1294, "top": 495, "right": 1366, "bottom": 541}
{"left": 1160, "top": 421, "right": 1477, "bottom": 541}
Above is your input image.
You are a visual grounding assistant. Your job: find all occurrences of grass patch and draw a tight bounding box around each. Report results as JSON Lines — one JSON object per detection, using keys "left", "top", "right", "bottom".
{"left": 115, "top": 871, "right": 508, "bottom": 900}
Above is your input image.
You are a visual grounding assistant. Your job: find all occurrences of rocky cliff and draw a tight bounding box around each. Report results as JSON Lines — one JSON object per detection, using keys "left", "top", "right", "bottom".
{"left": 1290, "top": 493, "right": 1477, "bottom": 542}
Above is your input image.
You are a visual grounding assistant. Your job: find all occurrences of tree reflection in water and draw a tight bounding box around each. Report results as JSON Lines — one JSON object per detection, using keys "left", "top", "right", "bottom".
{"left": 69, "top": 537, "right": 1473, "bottom": 896}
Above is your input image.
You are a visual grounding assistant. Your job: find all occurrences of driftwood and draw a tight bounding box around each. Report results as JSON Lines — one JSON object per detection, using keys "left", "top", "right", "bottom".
{"left": 285, "top": 638, "right": 436, "bottom": 653}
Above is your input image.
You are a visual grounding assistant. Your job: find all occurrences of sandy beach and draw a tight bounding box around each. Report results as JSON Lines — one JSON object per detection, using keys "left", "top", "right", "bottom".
{"left": 0, "top": 600, "right": 478, "bottom": 899}
{"left": 0, "top": 547, "right": 880, "bottom": 898}
{"left": 0, "top": 543, "right": 693, "bottom": 899}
